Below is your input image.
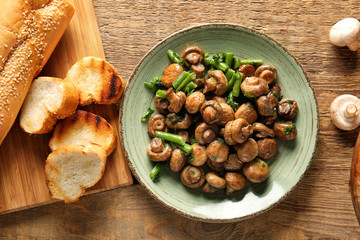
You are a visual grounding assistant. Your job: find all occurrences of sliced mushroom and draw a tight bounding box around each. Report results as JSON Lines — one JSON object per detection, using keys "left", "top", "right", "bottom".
{"left": 224, "top": 118, "right": 253, "bottom": 145}
{"left": 154, "top": 96, "right": 169, "bottom": 115}
{"left": 200, "top": 100, "right": 223, "bottom": 124}
{"left": 225, "top": 172, "right": 246, "bottom": 195}
{"left": 169, "top": 149, "right": 187, "bottom": 172}
{"left": 203, "top": 70, "right": 228, "bottom": 96}
{"left": 206, "top": 159, "right": 225, "bottom": 172}
{"left": 224, "top": 153, "right": 243, "bottom": 171}
{"left": 330, "top": 94, "right": 360, "bottom": 131}
{"left": 206, "top": 139, "right": 229, "bottom": 163}
{"left": 191, "top": 62, "right": 205, "bottom": 78}
{"left": 165, "top": 112, "right": 192, "bottom": 129}
{"left": 190, "top": 143, "right": 208, "bottom": 167}
{"left": 161, "top": 63, "right": 184, "bottom": 88}
{"left": 238, "top": 64, "right": 255, "bottom": 79}
{"left": 205, "top": 172, "right": 226, "bottom": 189}
{"left": 148, "top": 114, "right": 168, "bottom": 138}
{"left": 273, "top": 121, "right": 297, "bottom": 141}
{"left": 195, "top": 122, "right": 219, "bottom": 145}
{"left": 257, "top": 138, "right": 278, "bottom": 160}
{"left": 243, "top": 158, "right": 269, "bottom": 183}
{"left": 256, "top": 92, "right": 279, "bottom": 117}
{"left": 218, "top": 102, "right": 235, "bottom": 127}
{"left": 180, "top": 165, "right": 205, "bottom": 188}
{"left": 255, "top": 64, "right": 277, "bottom": 86}
{"left": 185, "top": 91, "right": 205, "bottom": 114}
{"left": 147, "top": 137, "right": 172, "bottom": 162}
{"left": 252, "top": 122, "right": 275, "bottom": 138}
{"left": 278, "top": 98, "right": 298, "bottom": 120}
{"left": 234, "top": 102, "right": 258, "bottom": 124}
{"left": 234, "top": 138, "right": 258, "bottom": 163}
{"left": 166, "top": 88, "right": 186, "bottom": 113}
{"left": 241, "top": 76, "right": 269, "bottom": 98}
{"left": 181, "top": 46, "right": 205, "bottom": 67}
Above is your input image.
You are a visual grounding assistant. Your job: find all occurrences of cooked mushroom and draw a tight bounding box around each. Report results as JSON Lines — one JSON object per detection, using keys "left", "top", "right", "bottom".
{"left": 225, "top": 172, "right": 246, "bottom": 195}
{"left": 256, "top": 92, "right": 279, "bottom": 117}
{"left": 255, "top": 64, "right": 277, "bottom": 86}
{"left": 330, "top": 94, "right": 360, "bottom": 131}
{"left": 206, "top": 159, "right": 225, "bottom": 172}
{"left": 241, "top": 76, "right": 269, "bottom": 98}
{"left": 234, "top": 102, "right": 258, "bottom": 124}
{"left": 165, "top": 88, "right": 186, "bottom": 113}
{"left": 200, "top": 100, "right": 223, "bottom": 124}
{"left": 224, "top": 153, "right": 243, "bottom": 171}
{"left": 252, "top": 122, "right": 275, "bottom": 138}
{"left": 169, "top": 148, "right": 187, "bottom": 172}
{"left": 260, "top": 114, "right": 278, "bottom": 126}
{"left": 212, "top": 96, "right": 227, "bottom": 104}
{"left": 224, "top": 118, "right": 253, "bottom": 145}
{"left": 161, "top": 63, "right": 184, "bottom": 88}
{"left": 147, "top": 137, "right": 172, "bottom": 162}
{"left": 191, "top": 62, "right": 205, "bottom": 78}
{"left": 329, "top": 18, "right": 360, "bottom": 51}
{"left": 154, "top": 96, "right": 169, "bottom": 115}
{"left": 176, "top": 130, "right": 190, "bottom": 143}
{"left": 270, "top": 84, "right": 281, "bottom": 100}
{"left": 205, "top": 172, "right": 226, "bottom": 189}
{"left": 189, "top": 143, "right": 208, "bottom": 167}
{"left": 243, "top": 158, "right": 269, "bottom": 183}
{"left": 185, "top": 91, "right": 205, "bottom": 114}
{"left": 278, "top": 98, "right": 298, "bottom": 120}
{"left": 181, "top": 46, "right": 205, "bottom": 66}
{"left": 180, "top": 165, "right": 205, "bottom": 188}
{"left": 165, "top": 112, "right": 192, "bottom": 129}
{"left": 206, "top": 139, "right": 229, "bottom": 163}
{"left": 203, "top": 70, "right": 228, "bottom": 96}
{"left": 239, "top": 64, "right": 256, "bottom": 79}
{"left": 273, "top": 121, "right": 297, "bottom": 141}
{"left": 195, "top": 122, "right": 219, "bottom": 145}
{"left": 234, "top": 138, "right": 258, "bottom": 163}
{"left": 202, "top": 183, "right": 217, "bottom": 193}
{"left": 218, "top": 127, "right": 225, "bottom": 138}
{"left": 218, "top": 102, "right": 235, "bottom": 126}
{"left": 147, "top": 114, "right": 168, "bottom": 137}
{"left": 257, "top": 138, "right": 278, "bottom": 160}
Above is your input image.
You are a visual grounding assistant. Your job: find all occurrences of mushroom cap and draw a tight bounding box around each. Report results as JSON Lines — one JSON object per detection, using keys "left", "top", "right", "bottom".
{"left": 329, "top": 18, "right": 360, "bottom": 47}
{"left": 330, "top": 94, "right": 360, "bottom": 131}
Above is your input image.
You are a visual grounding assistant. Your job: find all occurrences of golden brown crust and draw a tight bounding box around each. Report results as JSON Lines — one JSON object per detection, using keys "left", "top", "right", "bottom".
{"left": 0, "top": 0, "right": 75, "bottom": 145}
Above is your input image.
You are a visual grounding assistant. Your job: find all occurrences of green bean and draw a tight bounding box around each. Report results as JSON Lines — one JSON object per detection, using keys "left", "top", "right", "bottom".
{"left": 210, "top": 58, "right": 229, "bottom": 72}
{"left": 225, "top": 68, "right": 235, "bottom": 81}
{"left": 155, "top": 89, "right": 167, "bottom": 99}
{"left": 232, "top": 72, "right": 243, "bottom": 97}
{"left": 233, "top": 57, "right": 241, "bottom": 69}
{"left": 176, "top": 72, "right": 196, "bottom": 91}
{"left": 155, "top": 131, "right": 185, "bottom": 146}
{"left": 240, "top": 59, "right": 263, "bottom": 67}
{"left": 150, "top": 163, "right": 164, "bottom": 181}
{"left": 226, "top": 91, "right": 239, "bottom": 110}
{"left": 144, "top": 77, "right": 163, "bottom": 90}
{"left": 174, "top": 143, "right": 193, "bottom": 154}
{"left": 172, "top": 71, "right": 190, "bottom": 89}
{"left": 227, "top": 70, "right": 237, "bottom": 91}
{"left": 184, "top": 82, "right": 197, "bottom": 95}
{"left": 224, "top": 53, "right": 234, "bottom": 67}
{"left": 141, "top": 108, "right": 155, "bottom": 122}
{"left": 167, "top": 49, "right": 184, "bottom": 65}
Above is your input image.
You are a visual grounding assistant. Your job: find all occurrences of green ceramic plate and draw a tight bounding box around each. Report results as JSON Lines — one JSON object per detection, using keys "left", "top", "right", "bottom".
{"left": 119, "top": 23, "right": 318, "bottom": 222}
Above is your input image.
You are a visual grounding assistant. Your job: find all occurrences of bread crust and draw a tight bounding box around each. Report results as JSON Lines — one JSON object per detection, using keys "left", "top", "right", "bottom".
{"left": 0, "top": 0, "right": 75, "bottom": 145}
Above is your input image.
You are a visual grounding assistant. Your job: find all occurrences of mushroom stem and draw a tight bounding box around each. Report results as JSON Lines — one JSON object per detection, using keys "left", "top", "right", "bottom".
{"left": 345, "top": 103, "right": 358, "bottom": 118}
{"left": 348, "top": 39, "right": 360, "bottom": 51}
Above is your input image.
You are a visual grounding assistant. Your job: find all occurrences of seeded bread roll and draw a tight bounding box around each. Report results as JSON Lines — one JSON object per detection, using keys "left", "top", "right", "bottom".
{"left": 0, "top": 0, "right": 75, "bottom": 145}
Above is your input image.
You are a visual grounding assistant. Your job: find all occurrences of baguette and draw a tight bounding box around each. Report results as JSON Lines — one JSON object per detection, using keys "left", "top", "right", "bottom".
{"left": 45, "top": 144, "right": 107, "bottom": 203}
{"left": 0, "top": 0, "right": 75, "bottom": 145}
{"left": 20, "top": 76, "right": 79, "bottom": 134}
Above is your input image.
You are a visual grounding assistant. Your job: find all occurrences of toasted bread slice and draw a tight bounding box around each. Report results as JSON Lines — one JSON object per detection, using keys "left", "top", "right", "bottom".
{"left": 45, "top": 144, "right": 107, "bottom": 203}
{"left": 49, "top": 110, "right": 116, "bottom": 156}
{"left": 64, "top": 56, "right": 126, "bottom": 105}
{"left": 20, "top": 76, "right": 79, "bottom": 134}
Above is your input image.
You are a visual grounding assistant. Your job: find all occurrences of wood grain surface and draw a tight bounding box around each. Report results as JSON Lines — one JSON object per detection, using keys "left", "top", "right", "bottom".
{"left": 1, "top": 0, "right": 360, "bottom": 239}
{"left": 0, "top": 0, "right": 133, "bottom": 214}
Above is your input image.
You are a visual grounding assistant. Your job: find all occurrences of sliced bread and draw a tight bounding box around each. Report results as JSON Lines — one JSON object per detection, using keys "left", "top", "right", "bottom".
{"left": 45, "top": 144, "right": 107, "bottom": 203}
{"left": 20, "top": 76, "right": 79, "bottom": 134}
{"left": 64, "top": 56, "right": 126, "bottom": 105}
{"left": 49, "top": 110, "right": 116, "bottom": 156}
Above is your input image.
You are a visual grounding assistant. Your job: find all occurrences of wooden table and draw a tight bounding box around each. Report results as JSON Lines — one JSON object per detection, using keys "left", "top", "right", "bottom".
{"left": 1, "top": 0, "right": 360, "bottom": 239}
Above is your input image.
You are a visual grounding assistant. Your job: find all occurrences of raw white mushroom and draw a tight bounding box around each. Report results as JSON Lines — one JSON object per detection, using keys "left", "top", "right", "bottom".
{"left": 329, "top": 18, "right": 360, "bottom": 51}
{"left": 330, "top": 94, "right": 360, "bottom": 131}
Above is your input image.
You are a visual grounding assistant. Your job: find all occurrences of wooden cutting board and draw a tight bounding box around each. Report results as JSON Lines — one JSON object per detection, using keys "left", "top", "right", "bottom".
{"left": 0, "top": 0, "right": 133, "bottom": 214}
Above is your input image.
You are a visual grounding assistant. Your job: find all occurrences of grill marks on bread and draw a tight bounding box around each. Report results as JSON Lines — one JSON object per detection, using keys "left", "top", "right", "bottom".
{"left": 64, "top": 56, "right": 125, "bottom": 106}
